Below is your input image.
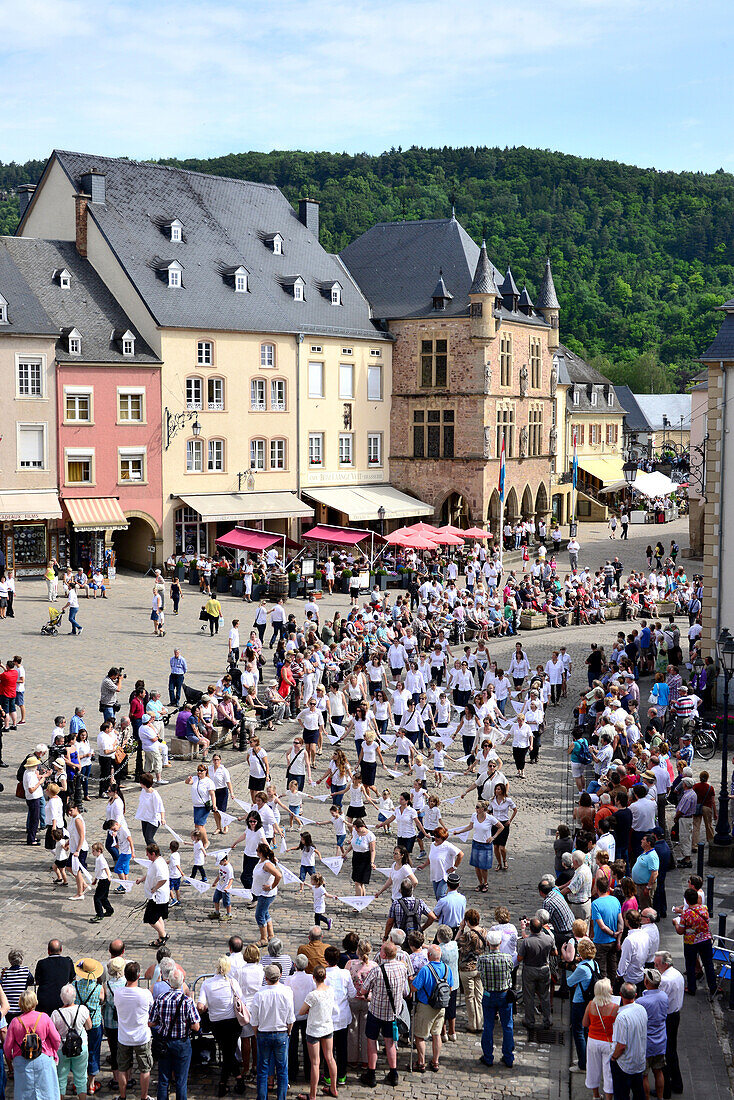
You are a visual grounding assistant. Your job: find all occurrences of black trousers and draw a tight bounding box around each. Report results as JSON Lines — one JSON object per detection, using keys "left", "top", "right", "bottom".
{"left": 94, "top": 878, "right": 114, "bottom": 917}
{"left": 288, "top": 1019, "right": 311, "bottom": 1082}
{"left": 332, "top": 1026, "right": 348, "bottom": 1081}
{"left": 663, "top": 1009, "right": 683, "bottom": 1096}
{"left": 211, "top": 1017, "right": 241, "bottom": 1085}
{"left": 610, "top": 1059, "right": 645, "bottom": 1100}
{"left": 99, "top": 755, "right": 114, "bottom": 798}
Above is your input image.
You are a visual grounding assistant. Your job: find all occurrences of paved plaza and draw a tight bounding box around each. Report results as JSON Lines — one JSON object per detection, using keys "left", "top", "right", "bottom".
{"left": 2, "top": 516, "right": 731, "bottom": 1099}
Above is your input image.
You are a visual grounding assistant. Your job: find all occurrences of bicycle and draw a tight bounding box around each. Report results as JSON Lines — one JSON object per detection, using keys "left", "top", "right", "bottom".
{"left": 663, "top": 714, "right": 717, "bottom": 760}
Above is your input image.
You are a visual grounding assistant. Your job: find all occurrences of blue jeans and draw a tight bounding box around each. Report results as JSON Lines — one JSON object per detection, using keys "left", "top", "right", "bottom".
{"left": 0, "top": 1039, "right": 6, "bottom": 1100}
{"left": 433, "top": 879, "right": 448, "bottom": 900}
{"left": 87, "top": 1023, "right": 103, "bottom": 1075}
{"left": 157, "top": 1037, "right": 192, "bottom": 1100}
{"left": 256, "top": 1030, "right": 289, "bottom": 1100}
{"left": 168, "top": 673, "right": 184, "bottom": 706}
{"left": 81, "top": 763, "right": 92, "bottom": 799}
{"left": 255, "top": 894, "right": 275, "bottom": 927}
{"left": 69, "top": 606, "right": 81, "bottom": 633}
{"left": 481, "top": 990, "right": 514, "bottom": 1066}
{"left": 570, "top": 998, "right": 587, "bottom": 1070}
{"left": 102, "top": 705, "right": 116, "bottom": 722}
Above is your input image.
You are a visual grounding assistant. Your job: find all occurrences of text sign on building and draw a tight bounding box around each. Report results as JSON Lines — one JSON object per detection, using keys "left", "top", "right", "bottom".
{"left": 304, "top": 469, "right": 383, "bottom": 486}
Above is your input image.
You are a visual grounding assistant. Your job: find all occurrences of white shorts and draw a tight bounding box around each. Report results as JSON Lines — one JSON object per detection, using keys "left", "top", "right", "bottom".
{"left": 585, "top": 1037, "right": 613, "bottom": 1094}
{"left": 571, "top": 762, "right": 585, "bottom": 779}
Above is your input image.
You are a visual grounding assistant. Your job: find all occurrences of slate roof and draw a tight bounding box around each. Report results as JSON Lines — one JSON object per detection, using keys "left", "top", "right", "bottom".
{"left": 44, "top": 150, "right": 386, "bottom": 341}
{"left": 500, "top": 267, "right": 519, "bottom": 298}
{"left": 469, "top": 240, "right": 497, "bottom": 295}
{"left": 0, "top": 237, "right": 159, "bottom": 363}
{"left": 340, "top": 217, "right": 503, "bottom": 320}
{"left": 536, "top": 258, "right": 560, "bottom": 310}
{"left": 632, "top": 393, "right": 691, "bottom": 432}
{"left": 700, "top": 311, "right": 734, "bottom": 361}
{"left": 613, "top": 386, "right": 648, "bottom": 431}
{"left": 555, "top": 344, "right": 625, "bottom": 414}
{"left": 0, "top": 247, "right": 57, "bottom": 336}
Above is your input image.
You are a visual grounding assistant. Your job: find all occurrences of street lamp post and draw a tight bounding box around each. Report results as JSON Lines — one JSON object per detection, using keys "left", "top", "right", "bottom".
{"left": 377, "top": 504, "right": 385, "bottom": 537}
{"left": 713, "top": 629, "right": 734, "bottom": 847}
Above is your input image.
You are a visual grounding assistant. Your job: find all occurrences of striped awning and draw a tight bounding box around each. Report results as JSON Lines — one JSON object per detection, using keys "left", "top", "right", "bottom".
{"left": 64, "top": 497, "right": 129, "bottom": 531}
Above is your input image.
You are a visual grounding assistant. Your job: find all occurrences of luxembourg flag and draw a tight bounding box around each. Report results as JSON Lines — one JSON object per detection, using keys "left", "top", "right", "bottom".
{"left": 572, "top": 428, "right": 578, "bottom": 489}
{"left": 498, "top": 435, "right": 506, "bottom": 503}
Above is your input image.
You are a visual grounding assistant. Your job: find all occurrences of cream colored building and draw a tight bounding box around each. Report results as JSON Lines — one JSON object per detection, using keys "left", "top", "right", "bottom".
{"left": 19, "top": 151, "right": 404, "bottom": 558}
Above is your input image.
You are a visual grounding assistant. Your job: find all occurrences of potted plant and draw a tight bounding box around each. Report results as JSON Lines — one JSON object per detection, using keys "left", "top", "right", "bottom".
{"left": 376, "top": 567, "right": 389, "bottom": 591}
{"left": 252, "top": 571, "right": 267, "bottom": 600}
{"left": 175, "top": 558, "right": 187, "bottom": 582}
{"left": 340, "top": 568, "right": 352, "bottom": 594}
{"left": 288, "top": 570, "right": 299, "bottom": 599}
{"left": 313, "top": 571, "right": 323, "bottom": 592}
{"left": 231, "top": 568, "right": 244, "bottom": 598}
{"left": 188, "top": 560, "right": 199, "bottom": 586}
{"left": 216, "top": 566, "right": 231, "bottom": 593}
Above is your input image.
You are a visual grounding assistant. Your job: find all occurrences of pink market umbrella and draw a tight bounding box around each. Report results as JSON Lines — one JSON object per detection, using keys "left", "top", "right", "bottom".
{"left": 400, "top": 522, "right": 442, "bottom": 536}
{"left": 431, "top": 528, "right": 465, "bottom": 545}
{"left": 439, "top": 524, "right": 466, "bottom": 538}
{"left": 398, "top": 533, "right": 441, "bottom": 550}
{"left": 463, "top": 526, "right": 490, "bottom": 540}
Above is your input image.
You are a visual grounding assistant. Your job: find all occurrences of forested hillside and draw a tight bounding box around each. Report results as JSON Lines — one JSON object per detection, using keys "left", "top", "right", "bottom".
{"left": 2, "top": 145, "right": 732, "bottom": 390}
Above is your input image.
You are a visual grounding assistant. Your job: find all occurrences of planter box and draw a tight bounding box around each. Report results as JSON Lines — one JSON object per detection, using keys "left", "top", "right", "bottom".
{"left": 188, "top": 565, "right": 199, "bottom": 586}
{"left": 520, "top": 610, "right": 547, "bottom": 630}
{"left": 401, "top": 573, "right": 412, "bottom": 589}
{"left": 378, "top": 574, "right": 389, "bottom": 591}
{"left": 216, "top": 574, "right": 230, "bottom": 593}
{"left": 175, "top": 565, "right": 186, "bottom": 582}
{"left": 386, "top": 573, "right": 400, "bottom": 589}
{"left": 232, "top": 578, "right": 244, "bottom": 598}
{"left": 605, "top": 604, "right": 622, "bottom": 620}
{"left": 251, "top": 583, "right": 266, "bottom": 600}
{"left": 313, "top": 577, "right": 322, "bottom": 592}
{"left": 657, "top": 600, "right": 677, "bottom": 616}
{"left": 289, "top": 580, "right": 299, "bottom": 599}
{"left": 340, "top": 576, "right": 351, "bottom": 594}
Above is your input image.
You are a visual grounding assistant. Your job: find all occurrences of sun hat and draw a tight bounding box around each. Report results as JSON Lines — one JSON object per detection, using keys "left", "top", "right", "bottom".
{"left": 24, "top": 756, "right": 40, "bottom": 767}
{"left": 75, "top": 957, "right": 104, "bottom": 980}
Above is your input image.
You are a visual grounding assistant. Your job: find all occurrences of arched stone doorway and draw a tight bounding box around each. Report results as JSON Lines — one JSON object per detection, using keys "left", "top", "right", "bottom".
{"left": 505, "top": 487, "right": 519, "bottom": 523}
{"left": 487, "top": 489, "right": 501, "bottom": 538}
{"left": 521, "top": 484, "right": 534, "bottom": 518}
{"left": 535, "top": 482, "right": 548, "bottom": 519}
{"left": 439, "top": 492, "right": 471, "bottom": 527}
{"left": 113, "top": 513, "right": 161, "bottom": 572}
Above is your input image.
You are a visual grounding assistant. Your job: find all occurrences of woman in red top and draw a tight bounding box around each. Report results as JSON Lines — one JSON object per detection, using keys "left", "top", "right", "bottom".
{"left": 129, "top": 688, "right": 146, "bottom": 781}
{"left": 0, "top": 658, "right": 19, "bottom": 732}
{"left": 673, "top": 886, "right": 718, "bottom": 995}
{"left": 692, "top": 770, "right": 717, "bottom": 847}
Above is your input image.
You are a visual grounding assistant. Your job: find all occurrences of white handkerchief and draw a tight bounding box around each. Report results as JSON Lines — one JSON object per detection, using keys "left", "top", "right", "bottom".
{"left": 212, "top": 848, "right": 232, "bottom": 863}
{"left": 80, "top": 865, "right": 94, "bottom": 884}
{"left": 233, "top": 797, "right": 252, "bottom": 811}
{"left": 441, "top": 796, "right": 460, "bottom": 805}
{"left": 376, "top": 867, "right": 393, "bottom": 877}
{"left": 183, "top": 877, "right": 211, "bottom": 893}
{"left": 279, "top": 837, "right": 288, "bottom": 853}
{"left": 327, "top": 732, "right": 344, "bottom": 744}
{"left": 338, "top": 895, "right": 374, "bottom": 912}
{"left": 321, "top": 856, "right": 344, "bottom": 876}
{"left": 280, "top": 866, "right": 300, "bottom": 885}
{"left": 134, "top": 857, "right": 152, "bottom": 869}
{"left": 218, "top": 812, "right": 237, "bottom": 827}
{"left": 380, "top": 734, "right": 396, "bottom": 747}
{"left": 114, "top": 880, "right": 134, "bottom": 892}
{"left": 299, "top": 816, "right": 316, "bottom": 826}
{"left": 229, "top": 888, "right": 251, "bottom": 899}
{"left": 163, "top": 824, "right": 185, "bottom": 843}
{"left": 387, "top": 769, "right": 404, "bottom": 779}
{"left": 443, "top": 770, "right": 459, "bottom": 779}
{"left": 309, "top": 794, "right": 329, "bottom": 802}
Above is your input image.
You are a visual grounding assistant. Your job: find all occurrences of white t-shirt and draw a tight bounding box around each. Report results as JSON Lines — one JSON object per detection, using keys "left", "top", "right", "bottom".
{"left": 114, "top": 986, "right": 154, "bottom": 1046}
{"left": 428, "top": 841, "right": 460, "bottom": 881}
{"left": 304, "top": 985, "right": 335, "bottom": 1038}
{"left": 209, "top": 764, "right": 231, "bottom": 789}
{"left": 135, "top": 788, "right": 164, "bottom": 826}
{"left": 144, "top": 855, "right": 170, "bottom": 903}
{"left": 471, "top": 812, "right": 500, "bottom": 843}
{"left": 199, "top": 974, "right": 243, "bottom": 1022}
{"left": 217, "top": 862, "right": 235, "bottom": 892}
{"left": 190, "top": 777, "right": 216, "bottom": 808}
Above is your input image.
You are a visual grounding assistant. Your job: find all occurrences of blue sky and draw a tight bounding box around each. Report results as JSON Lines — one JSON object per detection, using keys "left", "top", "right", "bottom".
{"left": 0, "top": 0, "right": 732, "bottom": 172}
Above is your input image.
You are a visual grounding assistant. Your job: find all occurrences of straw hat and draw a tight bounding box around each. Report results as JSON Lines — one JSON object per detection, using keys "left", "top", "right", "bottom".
{"left": 24, "top": 756, "right": 40, "bottom": 767}
{"left": 75, "top": 957, "right": 104, "bottom": 980}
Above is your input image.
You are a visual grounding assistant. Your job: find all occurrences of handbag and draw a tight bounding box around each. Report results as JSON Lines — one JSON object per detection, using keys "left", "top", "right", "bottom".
{"left": 228, "top": 978, "right": 250, "bottom": 1027}
{"left": 378, "top": 960, "right": 409, "bottom": 1041}
{"left": 114, "top": 745, "right": 127, "bottom": 766}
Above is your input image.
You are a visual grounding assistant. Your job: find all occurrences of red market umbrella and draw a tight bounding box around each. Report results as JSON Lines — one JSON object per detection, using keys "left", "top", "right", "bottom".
{"left": 463, "top": 526, "right": 490, "bottom": 539}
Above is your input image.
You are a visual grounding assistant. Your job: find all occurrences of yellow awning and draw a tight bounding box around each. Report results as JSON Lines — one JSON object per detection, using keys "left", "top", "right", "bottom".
{"left": 180, "top": 492, "right": 313, "bottom": 524}
{"left": 302, "top": 484, "right": 432, "bottom": 522}
{"left": 0, "top": 489, "right": 62, "bottom": 521}
{"left": 576, "top": 457, "right": 625, "bottom": 485}
{"left": 64, "top": 497, "right": 129, "bottom": 531}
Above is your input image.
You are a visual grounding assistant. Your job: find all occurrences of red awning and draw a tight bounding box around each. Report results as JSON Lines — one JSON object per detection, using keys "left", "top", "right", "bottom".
{"left": 215, "top": 527, "right": 298, "bottom": 553}
{"left": 302, "top": 524, "right": 384, "bottom": 547}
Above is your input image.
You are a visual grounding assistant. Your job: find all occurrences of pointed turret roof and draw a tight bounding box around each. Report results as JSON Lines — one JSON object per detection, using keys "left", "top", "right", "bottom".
{"left": 518, "top": 285, "right": 534, "bottom": 313}
{"left": 500, "top": 266, "right": 519, "bottom": 298}
{"left": 432, "top": 270, "right": 453, "bottom": 302}
{"left": 469, "top": 240, "right": 496, "bottom": 295}
{"left": 536, "top": 257, "right": 559, "bottom": 310}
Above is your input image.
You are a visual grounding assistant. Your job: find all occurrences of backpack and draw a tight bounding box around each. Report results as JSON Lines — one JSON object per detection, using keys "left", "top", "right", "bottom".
{"left": 61, "top": 1007, "right": 83, "bottom": 1058}
{"left": 425, "top": 962, "right": 452, "bottom": 1010}
{"left": 397, "top": 898, "right": 422, "bottom": 934}
{"left": 576, "top": 739, "right": 593, "bottom": 765}
{"left": 579, "top": 960, "right": 600, "bottom": 1006}
{"left": 19, "top": 1014, "right": 42, "bottom": 1060}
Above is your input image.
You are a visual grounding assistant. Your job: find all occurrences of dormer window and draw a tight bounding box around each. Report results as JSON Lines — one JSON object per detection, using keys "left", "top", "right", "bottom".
{"left": 572, "top": 388, "right": 580, "bottom": 407}
{"left": 168, "top": 220, "right": 183, "bottom": 242}
{"left": 67, "top": 328, "right": 82, "bottom": 356}
{"left": 590, "top": 389, "right": 598, "bottom": 407}
{"left": 292, "top": 277, "right": 305, "bottom": 302}
{"left": 330, "top": 283, "right": 342, "bottom": 306}
{"left": 158, "top": 260, "right": 183, "bottom": 288}
{"left": 235, "top": 272, "right": 247, "bottom": 293}
{"left": 0, "top": 294, "right": 7, "bottom": 325}
{"left": 266, "top": 233, "right": 284, "bottom": 255}
{"left": 121, "top": 330, "right": 135, "bottom": 357}
{"left": 54, "top": 269, "right": 71, "bottom": 289}
{"left": 607, "top": 390, "right": 614, "bottom": 406}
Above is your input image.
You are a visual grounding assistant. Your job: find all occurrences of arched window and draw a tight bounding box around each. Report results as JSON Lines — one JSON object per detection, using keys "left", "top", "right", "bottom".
{"left": 260, "top": 344, "right": 275, "bottom": 368}
{"left": 207, "top": 376, "right": 225, "bottom": 410}
{"left": 186, "top": 437, "right": 203, "bottom": 472}
{"left": 250, "top": 378, "right": 267, "bottom": 411}
{"left": 270, "top": 378, "right": 286, "bottom": 411}
{"left": 186, "top": 376, "right": 203, "bottom": 410}
{"left": 270, "top": 438, "right": 287, "bottom": 470}
{"left": 250, "top": 438, "right": 266, "bottom": 470}
{"left": 207, "top": 438, "right": 225, "bottom": 472}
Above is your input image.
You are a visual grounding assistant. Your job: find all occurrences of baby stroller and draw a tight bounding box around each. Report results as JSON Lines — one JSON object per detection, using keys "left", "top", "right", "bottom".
{"left": 40, "top": 606, "right": 65, "bottom": 636}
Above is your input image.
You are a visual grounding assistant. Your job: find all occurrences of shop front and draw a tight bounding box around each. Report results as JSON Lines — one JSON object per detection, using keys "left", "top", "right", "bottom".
{"left": 176, "top": 492, "right": 314, "bottom": 556}
{"left": 0, "top": 490, "right": 66, "bottom": 576}
{"left": 64, "top": 497, "right": 129, "bottom": 573}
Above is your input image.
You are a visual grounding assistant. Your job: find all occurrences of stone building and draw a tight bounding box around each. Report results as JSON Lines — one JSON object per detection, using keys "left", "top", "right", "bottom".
{"left": 341, "top": 216, "right": 560, "bottom": 532}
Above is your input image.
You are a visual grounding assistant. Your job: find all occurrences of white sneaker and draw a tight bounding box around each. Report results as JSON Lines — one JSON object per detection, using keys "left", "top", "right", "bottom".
{"left": 157, "top": 779, "right": 170, "bottom": 785}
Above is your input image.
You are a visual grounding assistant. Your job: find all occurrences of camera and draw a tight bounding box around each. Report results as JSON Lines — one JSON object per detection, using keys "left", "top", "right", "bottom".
{"left": 119, "top": 666, "right": 127, "bottom": 680}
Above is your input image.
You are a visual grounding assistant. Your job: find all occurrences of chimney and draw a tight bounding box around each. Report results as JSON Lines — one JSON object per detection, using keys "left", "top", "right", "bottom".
{"left": 80, "top": 169, "right": 106, "bottom": 205}
{"left": 17, "top": 184, "right": 36, "bottom": 220}
{"left": 298, "top": 197, "right": 320, "bottom": 240}
{"left": 75, "top": 194, "right": 89, "bottom": 257}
